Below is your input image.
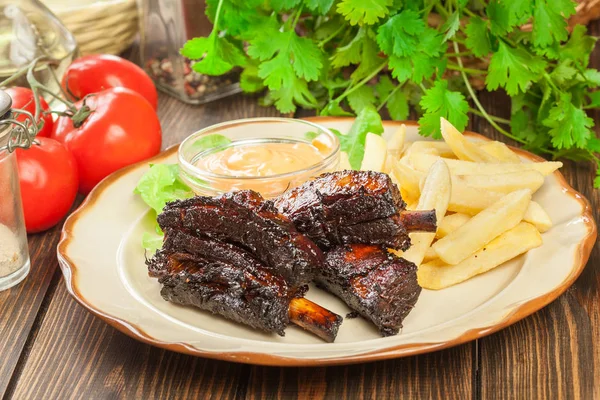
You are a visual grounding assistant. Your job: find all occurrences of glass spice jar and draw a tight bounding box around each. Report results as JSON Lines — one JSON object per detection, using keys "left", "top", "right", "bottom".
{"left": 137, "top": 0, "right": 241, "bottom": 104}
{"left": 0, "top": 90, "right": 31, "bottom": 291}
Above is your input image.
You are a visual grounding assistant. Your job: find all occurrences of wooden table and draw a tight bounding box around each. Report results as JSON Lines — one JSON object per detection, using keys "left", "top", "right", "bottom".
{"left": 1, "top": 42, "right": 599, "bottom": 400}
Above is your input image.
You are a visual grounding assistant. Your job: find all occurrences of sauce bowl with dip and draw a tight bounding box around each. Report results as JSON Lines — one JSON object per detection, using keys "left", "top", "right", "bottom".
{"left": 178, "top": 118, "right": 340, "bottom": 198}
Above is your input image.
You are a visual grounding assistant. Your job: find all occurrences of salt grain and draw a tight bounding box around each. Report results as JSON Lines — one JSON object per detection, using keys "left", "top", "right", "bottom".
{"left": 0, "top": 223, "right": 21, "bottom": 277}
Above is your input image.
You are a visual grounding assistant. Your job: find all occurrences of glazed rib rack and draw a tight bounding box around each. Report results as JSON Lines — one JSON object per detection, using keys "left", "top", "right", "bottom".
{"left": 274, "top": 170, "right": 436, "bottom": 250}
{"left": 147, "top": 190, "right": 342, "bottom": 342}
{"left": 275, "top": 170, "right": 435, "bottom": 335}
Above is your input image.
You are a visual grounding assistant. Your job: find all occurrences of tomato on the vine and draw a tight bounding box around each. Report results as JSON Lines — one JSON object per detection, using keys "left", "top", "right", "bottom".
{"left": 62, "top": 54, "right": 158, "bottom": 109}
{"left": 5, "top": 87, "right": 53, "bottom": 137}
{"left": 16, "top": 137, "right": 78, "bottom": 233}
{"left": 52, "top": 87, "right": 162, "bottom": 194}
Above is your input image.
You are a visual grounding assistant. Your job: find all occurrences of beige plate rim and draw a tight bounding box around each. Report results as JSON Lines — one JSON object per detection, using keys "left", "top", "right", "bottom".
{"left": 56, "top": 117, "right": 597, "bottom": 366}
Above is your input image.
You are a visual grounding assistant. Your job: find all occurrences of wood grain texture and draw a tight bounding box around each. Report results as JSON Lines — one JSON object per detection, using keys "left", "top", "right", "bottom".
{"left": 245, "top": 345, "right": 473, "bottom": 399}
{"left": 0, "top": 214, "right": 73, "bottom": 395}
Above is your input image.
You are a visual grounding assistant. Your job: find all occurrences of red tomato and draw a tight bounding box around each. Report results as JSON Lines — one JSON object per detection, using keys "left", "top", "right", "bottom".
{"left": 4, "top": 87, "right": 53, "bottom": 137}
{"left": 16, "top": 137, "right": 78, "bottom": 233}
{"left": 62, "top": 54, "right": 158, "bottom": 109}
{"left": 52, "top": 87, "right": 162, "bottom": 194}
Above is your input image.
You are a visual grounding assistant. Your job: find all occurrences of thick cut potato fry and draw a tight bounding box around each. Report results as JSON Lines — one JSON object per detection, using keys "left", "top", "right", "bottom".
{"left": 387, "top": 124, "right": 406, "bottom": 151}
{"left": 404, "top": 166, "right": 550, "bottom": 228}
{"left": 479, "top": 141, "right": 521, "bottom": 163}
{"left": 422, "top": 247, "right": 438, "bottom": 263}
{"left": 418, "top": 222, "right": 542, "bottom": 290}
{"left": 361, "top": 133, "right": 387, "bottom": 172}
{"left": 392, "top": 161, "right": 422, "bottom": 199}
{"left": 448, "top": 188, "right": 552, "bottom": 231}
{"left": 405, "top": 141, "right": 456, "bottom": 158}
{"left": 402, "top": 160, "right": 451, "bottom": 266}
{"left": 383, "top": 125, "right": 406, "bottom": 174}
{"left": 432, "top": 189, "right": 532, "bottom": 265}
{"left": 455, "top": 171, "right": 545, "bottom": 194}
{"left": 436, "top": 213, "right": 470, "bottom": 239}
{"left": 446, "top": 184, "right": 502, "bottom": 214}
{"left": 409, "top": 153, "right": 562, "bottom": 176}
{"left": 338, "top": 151, "right": 352, "bottom": 170}
{"left": 523, "top": 200, "right": 553, "bottom": 232}
{"left": 440, "top": 117, "right": 500, "bottom": 162}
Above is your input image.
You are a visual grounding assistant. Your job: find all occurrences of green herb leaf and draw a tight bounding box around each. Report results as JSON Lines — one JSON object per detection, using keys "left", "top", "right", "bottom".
{"left": 134, "top": 164, "right": 194, "bottom": 214}
{"left": 336, "top": 106, "right": 384, "bottom": 168}
{"left": 532, "top": 0, "right": 575, "bottom": 47}
{"left": 331, "top": 28, "right": 365, "bottom": 68}
{"left": 543, "top": 93, "right": 594, "bottom": 149}
{"left": 347, "top": 85, "right": 376, "bottom": 113}
{"left": 320, "top": 101, "right": 354, "bottom": 116}
{"left": 418, "top": 80, "right": 469, "bottom": 139}
{"left": 304, "top": 0, "right": 334, "bottom": 14}
{"left": 465, "top": 17, "right": 492, "bottom": 57}
{"left": 442, "top": 11, "right": 460, "bottom": 42}
{"left": 387, "top": 89, "right": 409, "bottom": 121}
{"left": 486, "top": 41, "right": 547, "bottom": 95}
{"left": 181, "top": 34, "right": 246, "bottom": 76}
{"left": 560, "top": 25, "right": 597, "bottom": 67}
{"left": 336, "top": 0, "right": 392, "bottom": 26}
{"left": 376, "top": 10, "right": 424, "bottom": 57}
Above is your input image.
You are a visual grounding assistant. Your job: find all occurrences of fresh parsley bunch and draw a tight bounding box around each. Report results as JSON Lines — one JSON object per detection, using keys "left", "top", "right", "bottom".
{"left": 181, "top": 0, "right": 600, "bottom": 187}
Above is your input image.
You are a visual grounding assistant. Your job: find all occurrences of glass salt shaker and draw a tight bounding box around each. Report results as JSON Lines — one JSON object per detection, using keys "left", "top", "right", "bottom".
{"left": 0, "top": 90, "right": 31, "bottom": 291}
{"left": 137, "top": 0, "right": 241, "bottom": 104}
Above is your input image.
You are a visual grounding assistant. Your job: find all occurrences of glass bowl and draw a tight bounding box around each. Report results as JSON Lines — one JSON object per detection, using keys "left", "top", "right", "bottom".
{"left": 178, "top": 118, "right": 340, "bottom": 198}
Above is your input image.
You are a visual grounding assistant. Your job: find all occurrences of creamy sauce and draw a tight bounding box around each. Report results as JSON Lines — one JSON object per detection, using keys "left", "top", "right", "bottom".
{"left": 196, "top": 141, "right": 328, "bottom": 177}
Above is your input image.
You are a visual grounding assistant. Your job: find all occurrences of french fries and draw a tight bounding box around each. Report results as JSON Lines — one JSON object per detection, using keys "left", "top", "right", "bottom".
{"left": 392, "top": 161, "right": 422, "bottom": 200}
{"left": 408, "top": 152, "right": 562, "bottom": 176}
{"left": 338, "top": 151, "right": 352, "bottom": 170}
{"left": 440, "top": 118, "right": 500, "bottom": 163}
{"left": 384, "top": 118, "right": 557, "bottom": 289}
{"left": 418, "top": 223, "right": 542, "bottom": 290}
{"left": 387, "top": 125, "right": 406, "bottom": 152}
{"left": 361, "top": 133, "right": 388, "bottom": 172}
{"left": 523, "top": 200, "right": 553, "bottom": 233}
{"left": 479, "top": 141, "right": 522, "bottom": 163}
{"left": 436, "top": 213, "right": 470, "bottom": 239}
{"left": 405, "top": 141, "right": 456, "bottom": 159}
{"left": 401, "top": 160, "right": 451, "bottom": 266}
{"left": 432, "top": 189, "right": 532, "bottom": 265}
{"left": 455, "top": 171, "right": 544, "bottom": 194}
{"left": 384, "top": 125, "right": 406, "bottom": 174}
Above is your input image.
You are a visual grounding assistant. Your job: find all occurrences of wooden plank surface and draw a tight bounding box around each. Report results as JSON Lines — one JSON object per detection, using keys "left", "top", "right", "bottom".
{"left": 0, "top": 220, "right": 69, "bottom": 394}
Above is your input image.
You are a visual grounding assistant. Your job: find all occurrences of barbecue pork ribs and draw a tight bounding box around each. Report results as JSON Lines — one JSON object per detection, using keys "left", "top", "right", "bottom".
{"left": 274, "top": 170, "right": 436, "bottom": 250}
{"left": 319, "top": 244, "right": 421, "bottom": 336}
{"left": 274, "top": 170, "right": 432, "bottom": 336}
{"left": 147, "top": 190, "right": 342, "bottom": 341}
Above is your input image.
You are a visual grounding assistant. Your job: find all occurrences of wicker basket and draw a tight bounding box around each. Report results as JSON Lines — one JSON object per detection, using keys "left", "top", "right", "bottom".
{"left": 42, "top": 0, "right": 138, "bottom": 56}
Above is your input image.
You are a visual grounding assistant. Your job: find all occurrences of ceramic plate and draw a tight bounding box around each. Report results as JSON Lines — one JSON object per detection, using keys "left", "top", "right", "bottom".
{"left": 57, "top": 118, "right": 596, "bottom": 366}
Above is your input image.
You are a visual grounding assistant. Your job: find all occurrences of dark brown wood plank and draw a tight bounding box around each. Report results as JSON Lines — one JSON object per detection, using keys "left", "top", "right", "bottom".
{"left": 0, "top": 215, "right": 70, "bottom": 396}
{"left": 245, "top": 345, "right": 474, "bottom": 399}
{"left": 6, "top": 280, "right": 250, "bottom": 400}
{"left": 4, "top": 93, "right": 280, "bottom": 400}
